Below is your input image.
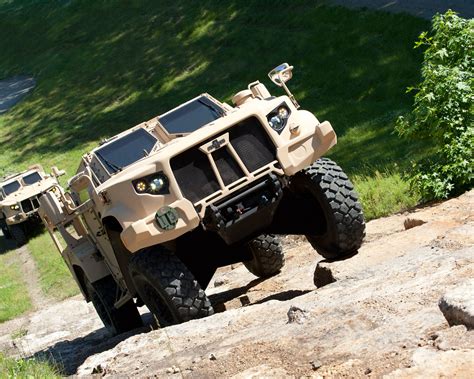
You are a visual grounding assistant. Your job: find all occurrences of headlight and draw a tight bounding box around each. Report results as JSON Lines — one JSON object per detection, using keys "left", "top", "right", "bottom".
{"left": 10, "top": 204, "right": 20, "bottom": 210}
{"left": 267, "top": 103, "right": 291, "bottom": 134}
{"left": 132, "top": 172, "right": 170, "bottom": 195}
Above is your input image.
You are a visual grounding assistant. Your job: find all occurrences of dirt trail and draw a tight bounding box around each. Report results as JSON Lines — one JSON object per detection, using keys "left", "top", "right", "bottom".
{"left": 0, "top": 190, "right": 472, "bottom": 377}
{"left": 14, "top": 245, "right": 53, "bottom": 310}
{"left": 0, "top": 235, "right": 53, "bottom": 312}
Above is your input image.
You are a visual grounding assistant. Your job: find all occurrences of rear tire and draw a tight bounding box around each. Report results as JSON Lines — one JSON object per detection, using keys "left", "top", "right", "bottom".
{"left": 243, "top": 234, "right": 285, "bottom": 278}
{"left": 9, "top": 224, "right": 26, "bottom": 246}
{"left": 295, "top": 158, "right": 365, "bottom": 260}
{"left": 129, "top": 247, "right": 214, "bottom": 328}
{"left": 86, "top": 276, "right": 143, "bottom": 335}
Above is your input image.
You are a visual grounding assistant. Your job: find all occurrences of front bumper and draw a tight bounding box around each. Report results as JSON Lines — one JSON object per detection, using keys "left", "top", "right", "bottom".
{"left": 6, "top": 210, "right": 37, "bottom": 225}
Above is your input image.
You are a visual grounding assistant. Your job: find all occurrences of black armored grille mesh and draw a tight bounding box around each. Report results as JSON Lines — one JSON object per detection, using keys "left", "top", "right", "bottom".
{"left": 21, "top": 199, "right": 35, "bottom": 213}
{"left": 213, "top": 148, "right": 244, "bottom": 186}
{"left": 32, "top": 198, "right": 40, "bottom": 209}
{"left": 171, "top": 148, "right": 220, "bottom": 204}
{"left": 229, "top": 117, "right": 276, "bottom": 172}
{"left": 171, "top": 117, "right": 276, "bottom": 203}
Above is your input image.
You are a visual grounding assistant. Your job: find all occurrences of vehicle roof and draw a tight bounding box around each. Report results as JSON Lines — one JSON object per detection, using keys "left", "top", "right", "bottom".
{"left": 0, "top": 167, "right": 43, "bottom": 187}
{"left": 89, "top": 93, "right": 229, "bottom": 155}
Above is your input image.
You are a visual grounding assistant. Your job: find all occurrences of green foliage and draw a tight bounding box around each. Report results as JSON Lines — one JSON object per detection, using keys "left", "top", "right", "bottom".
{"left": 0, "top": 353, "right": 60, "bottom": 378}
{"left": 396, "top": 10, "right": 473, "bottom": 200}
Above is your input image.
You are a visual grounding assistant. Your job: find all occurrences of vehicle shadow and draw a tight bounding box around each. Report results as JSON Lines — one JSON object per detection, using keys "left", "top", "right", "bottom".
{"left": 0, "top": 220, "right": 46, "bottom": 254}
{"left": 29, "top": 277, "right": 312, "bottom": 375}
{"left": 29, "top": 312, "right": 155, "bottom": 376}
{"left": 0, "top": 234, "right": 17, "bottom": 254}
{"left": 209, "top": 278, "right": 312, "bottom": 312}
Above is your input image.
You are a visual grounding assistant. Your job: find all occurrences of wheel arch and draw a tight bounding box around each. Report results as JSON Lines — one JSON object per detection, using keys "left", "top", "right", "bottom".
{"left": 102, "top": 215, "right": 138, "bottom": 296}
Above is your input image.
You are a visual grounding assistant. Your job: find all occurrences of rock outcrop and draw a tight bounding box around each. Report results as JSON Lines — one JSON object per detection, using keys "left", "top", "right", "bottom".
{"left": 439, "top": 280, "right": 474, "bottom": 329}
{"left": 0, "top": 190, "right": 472, "bottom": 377}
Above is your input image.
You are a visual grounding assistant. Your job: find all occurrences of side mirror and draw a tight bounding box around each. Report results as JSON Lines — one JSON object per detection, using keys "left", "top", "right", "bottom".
{"left": 68, "top": 172, "right": 90, "bottom": 192}
{"left": 268, "top": 63, "right": 293, "bottom": 87}
{"left": 51, "top": 166, "right": 66, "bottom": 178}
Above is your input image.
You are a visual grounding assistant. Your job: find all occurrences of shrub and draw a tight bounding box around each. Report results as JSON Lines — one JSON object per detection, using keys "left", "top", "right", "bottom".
{"left": 396, "top": 10, "right": 473, "bottom": 200}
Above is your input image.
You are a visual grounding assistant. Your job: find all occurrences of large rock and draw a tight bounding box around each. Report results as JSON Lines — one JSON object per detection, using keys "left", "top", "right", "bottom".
{"left": 439, "top": 280, "right": 474, "bottom": 329}
{"left": 1, "top": 191, "right": 472, "bottom": 377}
{"left": 385, "top": 347, "right": 474, "bottom": 378}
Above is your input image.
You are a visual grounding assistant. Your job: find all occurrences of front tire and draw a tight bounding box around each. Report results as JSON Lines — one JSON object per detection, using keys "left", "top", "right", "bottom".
{"left": 0, "top": 218, "right": 11, "bottom": 239}
{"left": 9, "top": 224, "right": 26, "bottom": 246}
{"left": 243, "top": 234, "right": 285, "bottom": 278}
{"left": 86, "top": 276, "right": 143, "bottom": 335}
{"left": 295, "top": 158, "right": 365, "bottom": 260}
{"left": 129, "top": 247, "right": 214, "bottom": 328}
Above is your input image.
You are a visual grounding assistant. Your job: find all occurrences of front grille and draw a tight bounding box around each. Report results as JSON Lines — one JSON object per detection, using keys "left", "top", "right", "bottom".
{"left": 171, "top": 117, "right": 276, "bottom": 204}
{"left": 171, "top": 148, "right": 220, "bottom": 204}
{"left": 213, "top": 147, "right": 244, "bottom": 186}
{"left": 21, "top": 197, "right": 39, "bottom": 213}
{"left": 229, "top": 118, "right": 276, "bottom": 172}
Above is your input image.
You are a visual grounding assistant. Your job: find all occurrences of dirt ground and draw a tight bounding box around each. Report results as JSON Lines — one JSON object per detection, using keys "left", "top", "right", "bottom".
{"left": 0, "top": 190, "right": 473, "bottom": 377}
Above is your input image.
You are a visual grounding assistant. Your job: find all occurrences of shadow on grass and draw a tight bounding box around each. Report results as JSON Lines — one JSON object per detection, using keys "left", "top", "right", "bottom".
{"left": 0, "top": 220, "right": 44, "bottom": 254}
{"left": 0, "top": 0, "right": 428, "bottom": 176}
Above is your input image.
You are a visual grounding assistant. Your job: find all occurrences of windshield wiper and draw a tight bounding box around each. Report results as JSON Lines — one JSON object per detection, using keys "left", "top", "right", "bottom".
{"left": 96, "top": 151, "right": 123, "bottom": 173}
{"left": 198, "top": 98, "right": 225, "bottom": 118}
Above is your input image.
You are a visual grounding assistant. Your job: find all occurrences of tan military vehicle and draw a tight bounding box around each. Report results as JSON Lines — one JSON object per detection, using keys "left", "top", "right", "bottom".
{"left": 39, "top": 64, "right": 365, "bottom": 334}
{"left": 0, "top": 165, "right": 65, "bottom": 245}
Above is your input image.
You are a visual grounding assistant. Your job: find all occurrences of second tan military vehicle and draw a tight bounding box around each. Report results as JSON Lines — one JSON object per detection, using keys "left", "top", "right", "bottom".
{"left": 0, "top": 165, "right": 64, "bottom": 245}
{"left": 39, "top": 64, "right": 365, "bottom": 334}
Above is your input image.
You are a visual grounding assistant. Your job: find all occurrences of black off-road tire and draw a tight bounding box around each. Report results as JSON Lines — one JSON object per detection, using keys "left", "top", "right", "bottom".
{"left": 86, "top": 276, "right": 143, "bottom": 335}
{"left": 9, "top": 224, "right": 27, "bottom": 246}
{"left": 0, "top": 219, "right": 11, "bottom": 239}
{"left": 297, "top": 158, "right": 365, "bottom": 260}
{"left": 129, "top": 247, "right": 214, "bottom": 328}
{"left": 243, "top": 234, "right": 285, "bottom": 278}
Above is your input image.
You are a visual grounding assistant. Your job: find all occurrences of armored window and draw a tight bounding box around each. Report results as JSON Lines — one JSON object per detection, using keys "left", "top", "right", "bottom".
{"left": 3, "top": 180, "right": 21, "bottom": 195}
{"left": 23, "top": 172, "right": 42, "bottom": 185}
{"left": 94, "top": 128, "right": 157, "bottom": 174}
{"left": 159, "top": 96, "right": 224, "bottom": 135}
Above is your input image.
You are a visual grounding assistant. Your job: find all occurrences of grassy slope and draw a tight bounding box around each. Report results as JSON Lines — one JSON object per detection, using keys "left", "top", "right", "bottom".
{"left": 0, "top": 251, "right": 31, "bottom": 322}
{"left": 0, "top": 1, "right": 428, "bottom": 307}
{"left": 27, "top": 232, "right": 78, "bottom": 299}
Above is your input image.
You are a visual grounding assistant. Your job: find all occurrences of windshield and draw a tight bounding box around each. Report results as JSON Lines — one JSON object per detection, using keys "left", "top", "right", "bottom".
{"left": 159, "top": 96, "right": 224, "bottom": 135}
{"left": 3, "top": 180, "right": 21, "bottom": 196}
{"left": 23, "top": 171, "right": 42, "bottom": 185}
{"left": 95, "top": 128, "right": 157, "bottom": 174}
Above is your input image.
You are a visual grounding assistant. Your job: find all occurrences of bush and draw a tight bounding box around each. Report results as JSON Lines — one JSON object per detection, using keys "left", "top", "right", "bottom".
{"left": 396, "top": 10, "right": 473, "bottom": 200}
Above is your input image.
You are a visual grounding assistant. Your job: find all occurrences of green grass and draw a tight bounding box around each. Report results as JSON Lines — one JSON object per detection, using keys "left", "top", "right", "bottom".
{"left": 353, "top": 170, "right": 420, "bottom": 220}
{"left": 27, "top": 233, "right": 79, "bottom": 300}
{"left": 0, "top": 1, "right": 431, "bottom": 304}
{"left": 0, "top": 251, "right": 31, "bottom": 322}
{"left": 0, "top": 0, "right": 428, "bottom": 178}
{"left": 0, "top": 353, "right": 60, "bottom": 378}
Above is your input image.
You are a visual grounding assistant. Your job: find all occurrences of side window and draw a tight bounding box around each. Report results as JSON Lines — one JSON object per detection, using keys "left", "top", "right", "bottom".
{"left": 89, "top": 155, "right": 110, "bottom": 184}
